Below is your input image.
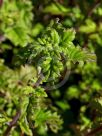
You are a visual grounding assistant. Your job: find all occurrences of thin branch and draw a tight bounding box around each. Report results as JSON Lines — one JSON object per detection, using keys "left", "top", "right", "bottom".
{"left": 84, "top": 124, "right": 102, "bottom": 136}
{"left": 74, "top": 0, "right": 101, "bottom": 33}
{"left": 30, "top": 73, "right": 44, "bottom": 88}
{"left": 3, "top": 110, "right": 21, "bottom": 136}
{"left": 0, "top": 0, "right": 3, "bottom": 7}
{"left": 87, "top": 0, "right": 101, "bottom": 17}
{"left": 0, "top": 92, "right": 5, "bottom": 97}
{"left": 0, "top": 35, "right": 5, "bottom": 43}
{"left": 20, "top": 132, "right": 24, "bottom": 136}
{"left": 34, "top": 73, "right": 44, "bottom": 87}
{"left": 70, "top": 124, "right": 81, "bottom": 136}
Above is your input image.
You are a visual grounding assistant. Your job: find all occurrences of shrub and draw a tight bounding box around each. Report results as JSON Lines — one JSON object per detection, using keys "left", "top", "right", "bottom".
{"left": 0, "top": 0, "right": 102, "bottom": 136}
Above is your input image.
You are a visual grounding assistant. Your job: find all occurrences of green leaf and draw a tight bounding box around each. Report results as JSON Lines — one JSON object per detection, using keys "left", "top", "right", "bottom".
{"left": 0, "top": 114, "right": 8, "bottom": 123}
{"left": 79, "top": 19, "right": 96, "bottom": 33}
{"left": 19, "top": 117, "right": 32, "bottom": 136}
{"left": 51, "top": 29, "right": 60, "bottom": 44}
{"left": 4, "top": 27, "right": 30, "bottom": 47}
{"left": 56, "top": 101, "right": 70, "bottom": 110}
{"left": 90, "top": 99, "right": 102, "bottom": 112}
{"left": 34, "top": 87, "right": 47, "bottom": 97}
{"left": 61, "top": 29, "right": 75, "bottom": 44}
{"left": 43, "top": 3, "right": 69, "bottom": 15}
{"left": 22, "top": 86, "right": 34, "bottom": 95}
{"left": 20, "top": 96, "right": 29, "bottom": 119}
{"left": 32, "top": 23, "right": 44, "bottom": 37}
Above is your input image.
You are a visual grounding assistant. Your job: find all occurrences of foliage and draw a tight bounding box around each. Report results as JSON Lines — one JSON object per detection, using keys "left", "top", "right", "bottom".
{"left": 0, "top": 0, "right": 102, "bottom": 136}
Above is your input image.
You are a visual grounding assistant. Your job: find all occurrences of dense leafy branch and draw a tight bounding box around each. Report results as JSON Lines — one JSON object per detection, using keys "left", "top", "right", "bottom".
{"left": 0, "top": 0, "right": 102, "bottom": 136}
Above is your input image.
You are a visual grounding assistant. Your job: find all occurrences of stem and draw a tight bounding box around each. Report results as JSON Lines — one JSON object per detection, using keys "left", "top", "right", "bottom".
{"left": 87, "top": 0, "right": 101, "bottom": 17}
{"left": 20, "top": 132, "right": 24, "bottom": 136}
{"left": 32, "top": 73, "right": 44, "bottom": 88}
{"left": 0, "top": 92, "right": 5, "bottom": 97}
{"left": 84, "top": 124, "right": 102, "bottom": 136}
{"left": 3, "top": 110, "right": 21, "bottom": 136}
{"left": 0, "top": 35, "right": 5, "bottom": 43}
{"left": 0, "top": 0, "right": 3, "bottom": 7}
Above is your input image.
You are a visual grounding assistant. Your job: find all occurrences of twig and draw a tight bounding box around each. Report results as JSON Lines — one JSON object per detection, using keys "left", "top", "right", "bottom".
{"left": 20, "top": 132, "right": 24, "bottom": 136}
{"left": 87, "top": 0, "right": 101, "bottom": 17}
{"left": 74, "top": 0, "right": 101, "bottom": 33}
{"left": 53, "top": 0, "right": 67, "bottom": 14}
{"left": 70, "top": 124, "right": 81, "bottom": 136}
{"left": 84, "top": 124, "right": 102, "bottom": 136}
{"left": 31, "top": 73, "right": 44, "bottom": 88}
{"left": 0, "top": 0, "right": 3, "bottom": 7}
{"left": 0, "top": 35, "right": 5, "bottom": 43}
{"left": 3, "top": 110, "right": 21, "bottom": 136}
{"left": 0, "top": 92, "right": 5, "bottom": 97}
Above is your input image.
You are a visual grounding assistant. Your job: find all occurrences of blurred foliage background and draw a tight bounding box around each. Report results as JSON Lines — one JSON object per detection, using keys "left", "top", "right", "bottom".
{"left": 0, "top": 0, "right": 102, "bottom": 136}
